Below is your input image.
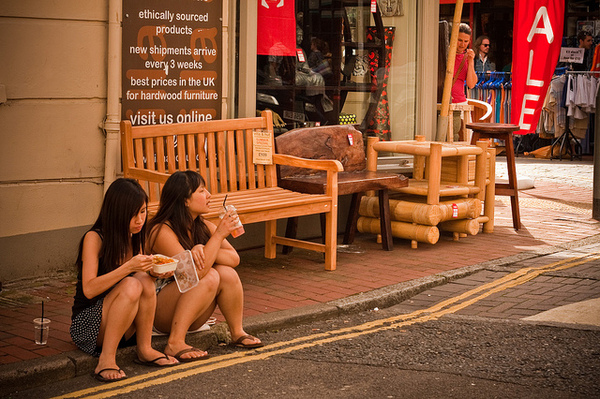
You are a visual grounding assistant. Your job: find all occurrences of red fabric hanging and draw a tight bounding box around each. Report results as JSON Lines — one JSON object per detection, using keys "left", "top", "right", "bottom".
{"left": 257, "top": 0, "right": 296, "bottom": 57}
{"left": 511, "top": 0, "right": 564, "bottom": 135}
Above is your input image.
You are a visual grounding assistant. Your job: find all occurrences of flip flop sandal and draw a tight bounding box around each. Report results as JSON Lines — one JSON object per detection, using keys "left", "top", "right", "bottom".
{"left": 134, "top": 354, "right": 178, "bottom": 367}
{"left": 173, "top": 347, "right": 210, "bottom": 363}
{"left": 230, "top": 334, "right": 264, "bottom": 349}
{"left": 92, "top": 368, "right": 127, "bottom": 383}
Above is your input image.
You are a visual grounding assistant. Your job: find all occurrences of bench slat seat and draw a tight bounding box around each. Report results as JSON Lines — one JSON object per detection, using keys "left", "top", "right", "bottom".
{"left": 146, "top": 187, "right": 334, "bottom": 222}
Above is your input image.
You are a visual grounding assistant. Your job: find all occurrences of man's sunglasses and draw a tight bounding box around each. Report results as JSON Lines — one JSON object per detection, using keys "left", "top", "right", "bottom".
{"left": 482, "top": 44, "right": 490, "bottom": 47}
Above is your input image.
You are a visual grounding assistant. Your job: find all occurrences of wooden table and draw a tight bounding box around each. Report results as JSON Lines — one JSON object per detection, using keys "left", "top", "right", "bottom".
{"left": 468, "top": 122, "right": 521, "bottom": 230}
{"left": 279, "top": 170, "right": 408, "bottom": 250}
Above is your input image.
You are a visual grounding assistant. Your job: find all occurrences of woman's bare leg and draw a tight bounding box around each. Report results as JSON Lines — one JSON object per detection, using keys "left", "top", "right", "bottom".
{"left": 155, "top": 269, "right": 219, "bottom": 360}
{"left": 214, "top": 265, "right": 261, "bottom": 346}
{"left": 95, "top": 277, "right": 142, "bottom": 379}
{"left": 132, "top": 272, "right": 178, "bottom": 365}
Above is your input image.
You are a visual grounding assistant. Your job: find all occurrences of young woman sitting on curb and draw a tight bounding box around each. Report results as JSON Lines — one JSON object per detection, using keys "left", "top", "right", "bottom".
{"left": 70, "top": 178, "right": 178, "bottom": 383}
{"left": 146, "top": 171, "right": 262, "bottom": 363}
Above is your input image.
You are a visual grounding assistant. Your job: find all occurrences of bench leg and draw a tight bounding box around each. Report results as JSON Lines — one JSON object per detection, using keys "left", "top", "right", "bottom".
{"left": 324, "top": 207, "right": 338, "bottom": 271}
{"left": 283, "top": 217, "right": 299, "bottom": 254}
{"left": 264, "top": 220, "right": 277, "bottom": 259}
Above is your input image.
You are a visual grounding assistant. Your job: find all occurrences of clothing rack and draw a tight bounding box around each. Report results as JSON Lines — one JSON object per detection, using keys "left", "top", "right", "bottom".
{"left": 470, "top": 72, "right": 512, "bottom": 124}
{"left": 550, "top": 70, "right": 594, "bottom": 161}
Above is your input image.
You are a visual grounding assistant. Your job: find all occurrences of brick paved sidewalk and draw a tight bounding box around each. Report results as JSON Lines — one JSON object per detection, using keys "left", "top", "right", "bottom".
{"left": 1, "top": 160, "right": 598, "bottom": 370}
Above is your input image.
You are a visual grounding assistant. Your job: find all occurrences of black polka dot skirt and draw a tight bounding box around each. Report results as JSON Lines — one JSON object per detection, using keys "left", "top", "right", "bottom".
{"left": 70, "top": 297, "right": 104, "bottom": 357}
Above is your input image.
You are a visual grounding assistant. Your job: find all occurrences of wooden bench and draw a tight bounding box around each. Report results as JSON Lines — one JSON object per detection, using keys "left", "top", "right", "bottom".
{"left": 120, "top": 110, "right": 343, "bottom": 270}
{"left": 275, "top": 125, "right": 408, "bottom": 250}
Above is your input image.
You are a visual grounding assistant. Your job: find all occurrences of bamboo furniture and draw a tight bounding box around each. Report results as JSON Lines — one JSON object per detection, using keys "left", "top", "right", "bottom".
{"left": 121, "top": 110, "right": 343, "bottom": 270}
{"left": 468, "top": 122, "right": 521, "bottom": 230}
{"left": 359, "top": 136, "right": 496, "bottom": 248}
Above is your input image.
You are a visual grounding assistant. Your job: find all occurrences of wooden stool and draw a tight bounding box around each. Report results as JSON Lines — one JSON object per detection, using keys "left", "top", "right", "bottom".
{"left": 467, "top": 123, "right": 521, "bottom": 230}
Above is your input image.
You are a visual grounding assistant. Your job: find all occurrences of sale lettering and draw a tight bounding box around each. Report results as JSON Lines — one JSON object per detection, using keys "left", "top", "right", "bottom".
{"left": 511, "top": 1, "right": 564, "bottom": 134}
{"left": 518, "top": 7, "right": 552, "bottom": 130}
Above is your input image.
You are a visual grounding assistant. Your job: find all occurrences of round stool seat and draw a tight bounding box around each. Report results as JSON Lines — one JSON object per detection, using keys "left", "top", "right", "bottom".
{"left": 467, "top": 123, "right": 520, "bottom": 135}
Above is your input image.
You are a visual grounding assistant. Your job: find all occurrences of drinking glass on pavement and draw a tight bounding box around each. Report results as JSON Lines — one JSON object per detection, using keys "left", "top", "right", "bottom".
{"left": 33, "top": 318, "right": 51, "bottom": 345}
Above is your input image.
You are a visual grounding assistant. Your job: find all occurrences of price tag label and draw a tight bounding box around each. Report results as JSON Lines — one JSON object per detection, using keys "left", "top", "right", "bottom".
{"left": 371, "top": 0, "right": 377, "bottom": 13}
{"left": 559, "top": 47, "right": 584, "bottom": 63}
{"left": 297, "top": 49, "right": 305, "bottom": 63}
{"left": 348, "top": 134, "right": 354, "bottom": 146}
{"left": 452, "top": 203, "right": 459, "bottom": 218}
{"left": 252, "top": 129, "right": 273, "bottom": 165}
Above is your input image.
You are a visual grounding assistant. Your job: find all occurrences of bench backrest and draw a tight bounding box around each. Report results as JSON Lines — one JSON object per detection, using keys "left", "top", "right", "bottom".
{"left": 121, "top": 110, "right": 276, "bottom": 202}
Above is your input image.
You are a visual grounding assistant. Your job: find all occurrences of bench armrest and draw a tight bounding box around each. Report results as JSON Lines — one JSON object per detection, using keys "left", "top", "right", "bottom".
{"left": 123, "top": 168, "right": 171, "bottom": 184}
{"left": 273, "top": 154, "right": 343, "bottom": 172}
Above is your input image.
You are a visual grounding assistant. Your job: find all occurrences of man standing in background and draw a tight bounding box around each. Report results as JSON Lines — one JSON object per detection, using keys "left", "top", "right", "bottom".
{"left": 474, "top": 35, "right": 496, "bottom": 72}
{"left": 573, "top": 30, "right": 593, "bottom": 71}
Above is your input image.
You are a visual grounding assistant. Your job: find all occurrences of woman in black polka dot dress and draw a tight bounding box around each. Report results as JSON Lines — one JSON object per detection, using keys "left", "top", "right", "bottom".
{"left": 70, "top": 178, "right": 178, "bottom": 383}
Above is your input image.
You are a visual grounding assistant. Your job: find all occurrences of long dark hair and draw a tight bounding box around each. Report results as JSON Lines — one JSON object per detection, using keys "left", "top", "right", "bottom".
{"left": 76, "top": 178, "right": 148, "bottom": 274}
{"left": 473, "top": 35, "right": 491, "bottom": 59}
{"left": 147, "top": 170, "right": 211, "bottom": 251}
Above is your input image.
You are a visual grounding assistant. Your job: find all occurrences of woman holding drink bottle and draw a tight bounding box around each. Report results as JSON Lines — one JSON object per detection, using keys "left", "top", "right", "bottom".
{"left": 146, "top": 171, "right": 262, "bottom": 362}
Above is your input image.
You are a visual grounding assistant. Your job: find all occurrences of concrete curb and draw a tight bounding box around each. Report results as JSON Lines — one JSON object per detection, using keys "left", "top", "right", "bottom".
{"left": 2, "top": 233, "right": 600, "bottom": 393}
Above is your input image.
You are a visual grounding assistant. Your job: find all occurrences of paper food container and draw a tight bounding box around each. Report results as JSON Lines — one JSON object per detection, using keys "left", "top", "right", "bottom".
{"left": 172, "top": 250, "right": 199, "bottom": 293}
{"left": 152, "top": 254, "right": 179, "bottom": 274}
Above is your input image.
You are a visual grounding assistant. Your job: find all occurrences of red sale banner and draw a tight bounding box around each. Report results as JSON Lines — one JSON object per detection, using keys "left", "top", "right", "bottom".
{"left": 511, "top": 0, "right": 564, "bottom": 134}
{"left": 257, "top": 0, "right": 296, "bottom": 56}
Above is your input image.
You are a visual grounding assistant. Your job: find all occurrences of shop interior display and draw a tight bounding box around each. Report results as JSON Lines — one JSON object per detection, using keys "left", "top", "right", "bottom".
{"left": 256, "top": 0, "right": 388, "bottom": 134}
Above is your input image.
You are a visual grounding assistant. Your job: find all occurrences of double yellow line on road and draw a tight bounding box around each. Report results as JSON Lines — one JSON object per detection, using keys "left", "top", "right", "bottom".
{"left": 56, "top": 252, "right": 599, "bottom": 399}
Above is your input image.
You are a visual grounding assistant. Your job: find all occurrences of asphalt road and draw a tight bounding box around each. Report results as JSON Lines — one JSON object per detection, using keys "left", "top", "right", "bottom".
{"left": 7, "top": 269, "right": 599, "bottom": 399}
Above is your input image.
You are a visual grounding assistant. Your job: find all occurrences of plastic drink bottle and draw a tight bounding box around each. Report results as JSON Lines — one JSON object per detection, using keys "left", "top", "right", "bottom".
{"left": 220, "top": 205, "right": 245, "bottom": 237}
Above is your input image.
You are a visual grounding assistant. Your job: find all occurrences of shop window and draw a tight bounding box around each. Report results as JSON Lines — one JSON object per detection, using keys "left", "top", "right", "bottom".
{"left": 256, "top": 0, "right": 387, "bottom": 135}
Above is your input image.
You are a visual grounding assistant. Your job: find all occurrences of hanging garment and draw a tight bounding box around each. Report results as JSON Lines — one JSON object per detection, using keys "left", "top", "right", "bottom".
{"left": 583, "top": 75, "right": 596, "bottom": 113}
{"left": 566, "top": 74, "right": 587, "bottom": 120}
{"left": 567, "top": 74, "right": 593, "bottom": 139}
{"left": 548, "top": 75, "right": 567, "bottom": 138}
{"left": 499, "top": 85, "right": 505, "bottom": 124}
{"left": 540, "top": 84, "right": 554, "bottom": 138}
{"left": 574, "top": 75, "right": 590, "bottom": 113}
